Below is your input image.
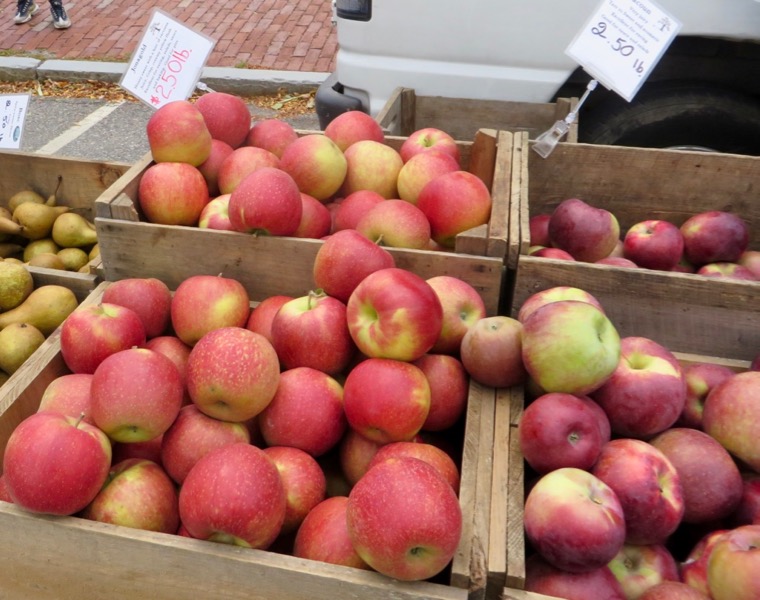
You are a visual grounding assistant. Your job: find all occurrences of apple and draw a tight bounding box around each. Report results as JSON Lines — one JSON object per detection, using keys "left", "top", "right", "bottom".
{"left": 416, "top": 170, "right": 493, "bottom": 248}
{"left": 548, "top": 198, "right": 621, "bottom": 262}
{"left": 312, "top": 229, "right": 395, "bottom": 304}
{"left": 339, "top": 428, "right": 387, "bottom": 486}
{"left": 178, "top": 443, "right": 286, "bottom": 549}
{"left": 529, "top": 214, "right": 553, "bottom": 247}
{"left": 278, "top": 133, "right": 348, "bottom": 201}
{"left": 3, "top": 411, "right": 112, "bottom": 515}
{"left": 227, "top": 166, "right": 303, "bottom": 235}
{"left": 639, "top": 581, "right": 710, "bottom": 600}
{"left": 217, "top": 145, "right": 280, "bottom": 195}
{"left": 591, "top": 336, "right": 686, "bottom": 439}
{"left": 331, "top": 189, "right": 385, "bottom": 232}
{"left": 293, "top": 192, "right": 332, "bottom": 239}
{"left": 245, "top": 294, "right": 294, "bottom": 344}
{"left": 396, "top": 150, "right": 460, "bottom": 205}
{"left": 111, "top": 435, "right": 164, "bottom": 466}
{"left": 517, "top": 286, "right": 605, "bottom": 324}
{"left": 142, "top": 335, "right": 192, "bottom": 404}
{"left": 137, "top": 161, "right": 210, "bottom": 226}
{"left": 37, "top": 373, "right": 94, "bottom": 423}
{"left": 292, "top": 496, "right": 370, "bottom": 569}
{"left": 80, "top": 458, "right": 180, "bottom": 534}
{"left": 607, "top": 543, "right": 680, "bottom": 599}
{"left": 706, "top": 524, "right": 760, "bottom": 600}
{"left": 197, "top": 139, "right": 234, "bottom": 197}
{"left": 697, "top": 262, "right": 757, "bottom": 280}
{"left": 186, "top": 327, "right": 280, "bottom": 422}
{"left": 197, "top": 194, "right": 235, "bottom": 231}
{"left": 737, "top": 249, "right": 760, "bottom": 279}
{"left": 529, "top": 246, "right": 576, "bottom": 260}
{"left": 680, "top": 210, "right": 750, "bottom": 267}
{"left": 146, "top": 99, "right": 212, "bottom": 166}
{"left": 591, "top": 438, "right": 685, "bottom": 545}
{"left": 702, "top": 371, "right": 760, "bottom": 472}
{"left": 101, "top": 277, "right": 173, "bottom": 339}
{"left": 413, "top": 353, "right": 469, "bottom": 432}
{"left": 367, "top": 440, "right": 460, "bottom": 493}
{"left": 340, "top": 139, "right": 404, "bottom": 199}
{"left": 524, "top": 467, "right": 626, "bottom": 572}
{"left": 425, "top": 274, "right": 487, "bottom": 355}
{"left": 194, "top": 91, "right": 251, "bottom": 149}
{"left": 60, "top": 303, "right": 147, "bottom": 374}
{"left": 459, "top": 315, "right": 527, "bottom": 388}
{"left": 677, "top": 362, "right": 736, "bottom": 429}
{"left": 524, "top": 554, "right": 626, "bottom": 600}
{"left": 732, "top": 472, "right": 760, "bottom": 526}
{"left": 521, "top": 300, "right": 621, "bottom": 396}
{"left": 258, "top": 366, "right": 347, "bottom": 457}
{"left": 623, "top": 219, "right": 685, "bottom": 271}
{"left": 323, "top": 109, "right": 385, "bottom": 152}
{"left": 170, "top": 273, "right": 251, "bottom": 347}
{"left": 346, "top": 267, "right": 443, "bottom": 362}
{"left": 245, "top": 118, "right": 298, "bottom": 158}
{"left": 596, "top": 256, "right": 639, "bottom": 268}
{"left": 399, "top": 127, "right": 461, "bottom": 164}
{"left": 680, "top": 528, "right": 728, "bottom": 596}
{"left": 0, "top": 475, "right": 12, "bottom": 503}
{"left": 356, "top": 198, "right": 431, "bottom": 249}
{"left": 346, "top": 456, "right": 462, "bottom": 581}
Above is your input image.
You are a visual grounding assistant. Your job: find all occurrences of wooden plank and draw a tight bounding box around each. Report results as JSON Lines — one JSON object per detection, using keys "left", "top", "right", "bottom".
{"left": 482, "top": 131, "right": 510, "bottom": 261}
{"left": 487, "top": 387, "right": 512, "bottom": 599}
{"left": 374, "top": 87, "right": 416, "bottom": 136}
{"left": 26, "top": 266, "right": 98, "bottom": 301}
{"left": 93, "top": 153, "right": 151, "bottom": 219}
{"left": 505, "top": 389, "right": 526, "bottom": 592}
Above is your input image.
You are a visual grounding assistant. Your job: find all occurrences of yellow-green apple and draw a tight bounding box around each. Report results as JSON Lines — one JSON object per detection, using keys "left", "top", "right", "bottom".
{"left": 697, "top": 262, "right": 757, "bottom": 280}
{"left": 258, "top": 366, "right": 347, "bottom": 457}
{"left": 170, "top": 274, "right": 251, "bottom": 347}
{"left": 737, "top": 249, "right": 760, "bottom": 279}
{"left": 227, "top": 166, "right": 303, "bottom": 235}
{"left": 346, "top": 267, "right": 443, "bottom": 361}
{"left": 60, "top": 302, "right": 147, "bottom": 374}
{"left": 521, "top": 300, "right": 621, "bottom": 395}
{"left": 270, "top": 291, "right": 356, "bottom": 375}
{"left": 332, "top": 189, "right": 385, "bottom": 232}
{"left": 293, "top": 496, "right": 371, "bottom": 569}
{"left": 178, "top": 443, "right": 286, "bottom": 548}
{"left": 680, "top": 528, "right": 728, "bottom": 595}
{"left": 194, "top": 91, "right": 251, "bottom": 149}
{"left": 459, "top": 315, "right": 527, "bottom": 388}
{"left": 80, "top": 458, "right": 179, "bottom": 533}
{"left": 677, "top": 362, "right": 735, "bottom": 429}
{"left": 245, "top": 118, "right": 298, "bottom": 157}
{"left": 323, "top": 109, "right": 385, "bottom": 152}
{"left": 217, "top": 145, "right": 280, "bottom": 195}
{"left": 263, "top": 446, "right": 327, "bottom": 534}
{"left": 591, "top": 439, "right": 685, "bottom": 545}
{"left": 529, "top": 214, "right": 553, "bottom": 247}
{"left": 142, "top": 335, "right": 192, "bottom": 404}
{"left": 137, "top": 161, "right": 210, "bottom": 226}
{"left": 706, "top": 524, "right": 760, "bottom": 600}
{"left": 356, "top": 198, "right": 431, "bottom": 249}
{"left": 111, "top": 435, "right": 164, "bottom": 466}
{"left": 529, "top": 246, "right": 576, "bottom": 260}
{"left": 339, "top": 428, "right": 386, "bottom": 486}
{"left": 3, "top": 411, "right": 112, "bottom": 515}
{"left": 340, "top": 139, "right": 404, "bottom": 199}
{"left": 343, "top": 358, "right": 431, "bottom": 444}
{"left": 524, "top": 467, "right": 626, "bottom": 572}
{"left": 160, "top": 404, "right": 251, "bottom": 484}
{"left": 346, "top": 456, "right": 462, "bottom": 581}
{"left": 312, "top": 229, "right": 395, "bottom": 304}
{"left": 524, "top": 554, "right": 626, "bottom": 600}
{"left": 197, "top": 194, "right": 234, "bottom": 231}
{"left": 416, "top": 170, "right": 493, "bottom": 248}
{"left": 412, "top": 353, "right": 468, "bottom": 432}
{"left": 680, "top": 210, "right": 750, "bottom": 267}
{"left": 517, "top": 286, "right": 605, "bottom": 324}
{"left": 90, "top": 347, "right": 183, "bottom": 443}
{"left": 591, "top": 336, "right": 686, "bottom": 439}
{"left": 607, "top": 543, "right": 679, "bottom": 599}
{"left": 367, "top": 441, "right": 460, "bottom": 493}
{"left": 396, "top": 150, "right": 460, "bottom": 205}
{"left": 399, "top": 127, "right": 461, "bottom": 164}
{"left": 293, "top": 192, "right": 332, "bottom": 239}
{"left": 37, "top": 373, "right": 94, "bottom": 423}
{"left": 596, "top": 256, "right": 639, "bottom": 268}
{"left": 278, "top": 133, "right": 348, "bottom": 201}
{"left": 703, "top": 371, "right": 760, "bottom": 471}
{"left": 548, "top": 198, "right": 621, "bottom": 262}
{"left": 426, "top": 274, "right": 487, "bottom": 355}
{"left": 639, "top": 581, "right": 710, "bottom": 600}
{"left": 732, "top": 473, "right": 760, "bottom": 526}
{"left": 623, "top": 219, "right": 685, "bottom": 271}
{"left": 197, "top": 139, "right": 234, "bottom": 197}
{"left": 102, "top": 277, "right": 173, "bottom": 339}
{"left": 146, "top": 99, "right": 212, "bottom": 166}
{"left": 519, "top": 392, "right": 607, "bottom": 474}
{"left": 245, "top": 294, "right": 294, "bottom": 344}
{"left": 649, "top": 427, "right": 743, "bottom": 524}
{"left": 186, "top": 327, "right": 280, "bottom": 422}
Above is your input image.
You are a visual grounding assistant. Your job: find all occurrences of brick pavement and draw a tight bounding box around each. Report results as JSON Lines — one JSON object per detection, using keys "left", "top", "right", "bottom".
{"left": 0, "top": 0, "right": 337, "bottom": 71}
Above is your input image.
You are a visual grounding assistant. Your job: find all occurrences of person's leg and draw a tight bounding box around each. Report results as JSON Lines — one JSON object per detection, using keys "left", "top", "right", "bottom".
{"left": 49, "top": 0, "right": 70, "bottom": 28}
{"left": 13, "top": 0, "right": 40, "bottom": 24}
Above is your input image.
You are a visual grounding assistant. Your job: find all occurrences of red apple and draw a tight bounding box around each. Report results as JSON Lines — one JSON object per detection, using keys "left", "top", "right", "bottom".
{"left": 548, "top": 198, "right": 621, "bottom": 262}
{"left": 245, "top": 118, "right": 298, "bottom": 158}
{"left": 677, "top": 362, "right": 736, "bottom": 429}
{"left": 137, "top": 161, "right": 210, "bottom": 226}
{"left": 194, "top": 91, "right": 251, "bottom": 149}
{"left": 706, "top": 524, "right": 760, "bottom": 600}
{"left": 216, "top": 145, "right": 280, "bottom": 195}
{"left": 426, "top": 274, "right": 487, "bottom": 355}
{"left": 737, "top": 249, "right": 760, "bottom": 279}
{"left": 279, "top": 133, "right": 348, "bottom": 201}
{"left": 245, "top": 294, "right": 294, "bottom": 344}
{"left": 198, "top": 194, "right": 235, "bottom": 231}
{"left": 323, "top": 109, "right": 385, "bottom": 152}
{"left": 197, "top": 139, "right": 234, "bottom": 197}
{"left": 524, "top": 554, "right": 626, "bottom": 600}
{"left": 732, "top": 472, "right": 760, "bottom": 526}
{"left": 146, "top": 99, "right": 212, "bottom": 166}
{"left": 102, "top": 277, "right": 173, "bottom": 339}
{"left": 396, "top": 150, "right": 460, "bottom": 205}
{"left": 142, "top": 335, "right": 192, "bottom": 404}
{"left": 680, "top": 210, "right": 750, "bottom": 267}
{"left": 368, "top": 441, "right": 460, "bottom": 493}
{"left": 227, "top": 166, "right": 303, "bottom": 235}
{"left": 680, "top": 528, "right": 728, "bottom": 596}
{"left": 331, "top": 189, "right": 385, "bottom": 232}
{"left": 529, "top": 214, "right": 552, "bottom": 247}
{"left": 607, "top": 543, "right": 680, "bottom": 599}
{"left": 517, "top": 285, "right": 605, "bottom": 324}
{"left": 459, "top": 315, "right": 527, "bottom": 388}
{"left": 413, "top": 353, "right": 469, "bottom": 432}
{"left": 356, "top": 198, "right": 432, "bottom": 249}
{"left": 0, "top": 475, "right": 12, "bottom": 503}
{"left": 340, "top": 139, "right": 404, "bottom": 199}
{"left": 339, "top": 428, "right": 387, "bottom": 486}
{"left": 111, "top": 436, "right": 164, "bottom": 466}
{"left": 596, "top": 256, "right": 639, "bottom": 268}
{"left": 399, "top": 127, "right": 460, "bottom": 164}
{"left": 696, "top": 261, "right": 757, "bottom": 280}
{"left": 639, "top": 581, "right": 710, "bottom": 600}
{"left": 37, "top": 373, "right": 94, "bottom": 423}
{"left": 623, "top": 219, "right": 685, "bottom": 271}
{"left": 529, "top": 246, "right": 576, "bottom": 260}
{"left": 293, "top": 192, "right": 332, "bottom": 239}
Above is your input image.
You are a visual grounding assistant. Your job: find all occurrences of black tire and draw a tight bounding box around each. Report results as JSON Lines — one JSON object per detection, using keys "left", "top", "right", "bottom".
{"left": 578, "top": 83, "right": 760, "bottom": 155}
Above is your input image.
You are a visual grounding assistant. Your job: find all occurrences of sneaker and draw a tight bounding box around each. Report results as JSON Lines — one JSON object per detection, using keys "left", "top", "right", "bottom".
{"left": 50, "top": 3, "right": 70, "bottom": 28}
{"left": 13, "top": 1, "right": 39, "bottom": 24}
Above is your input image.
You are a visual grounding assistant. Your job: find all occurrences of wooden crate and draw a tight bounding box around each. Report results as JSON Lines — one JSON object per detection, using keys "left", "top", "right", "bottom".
{"left": 375, "top": 88, "right": 579, "bottom": 144}
{"left": 508, "top": 140, "right": 760, "bottom": 362}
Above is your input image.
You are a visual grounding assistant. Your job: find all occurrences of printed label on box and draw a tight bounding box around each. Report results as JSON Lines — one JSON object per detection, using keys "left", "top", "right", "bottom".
{"left": 0, "top": 94, "right": 30, "bottom": 150}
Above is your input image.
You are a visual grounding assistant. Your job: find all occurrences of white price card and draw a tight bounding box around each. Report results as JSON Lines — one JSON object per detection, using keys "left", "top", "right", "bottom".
{"left": 120, "top": 8, "right": 215, "bottom": 109}
{"left": 565, "top": 0, "right": 681, "bottom": 101}
{"left": 0, "top": 94, "right": 30, "bottom": 150}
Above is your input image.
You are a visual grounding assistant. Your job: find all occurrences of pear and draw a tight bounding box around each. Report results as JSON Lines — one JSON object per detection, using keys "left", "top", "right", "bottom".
{"left": 27, "top": 252, "right": 67, "bottom": 271}
{"left": 0, "top": 370, "right": 9, "bottom": 387}
{"left": 47, "top": 175, "right": 63, "bottom": 206}
{"left": 0, "top": 242, "right": 24, "bottom": 259}
{"left": 57, "top": 247, "right": 90, "bottom": 272}
{"left": 7, "top": 189, "right": 46, "bottom": 214}
{"left": 12, "top": 203, "right": 69, "bottom": 241}
{"left": 51, "top": 212, "right": 98, "bottom": 248}
{"left": 89, "top": 243, "right": 100, "bottom": 261}
{"left": 0, "top": 322, "right": 46, "bottom": 374}
{"left": 0, "top": 216, "right": 24, "bottom": 236}
{"left": 23, "top": 238, "right": 61, "bottom": 263}
{"left": 0, "top": 260, "right": 34, "bottom": 310}
{"left": 0, "top": 285, "right": 78, "bottom": 336}
{"left": 0, "top": 207, "right": 13, "bottom": 220}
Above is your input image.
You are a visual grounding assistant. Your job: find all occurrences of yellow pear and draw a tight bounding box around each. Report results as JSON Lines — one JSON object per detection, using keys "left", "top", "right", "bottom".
{"left": 51, "top": 212, "right": 98, "bottom": 248}
{"left": 27, "top": 252, "right": 67, "bottom": 271}
{"left": 0, "top": 215, "right": 24, "bottom": 236}
{"left": 23, "top": 238, "right": 61, "bottom": 262}
{"left": 0, "top": 285, "right": 78, "bottom": 336}
{"left": 0, "top": 322, "right": 46, "bottom": 374}
{"left": 88, "top": 243, "right": 100, "bottom": 261}
{"left": 12, "top": 203, "right": 69, "bottom": 241}
{"left": 0, "top": 207, "right": 13, "bottom": 220}
{"left": 0, "top": 260, "right": 34, "bottom": 310}
{"left": 7, "top": 189, "right": 46, "bottom": 213}
{"left": 57, "top": 247, "right": 90, "bottom": 272}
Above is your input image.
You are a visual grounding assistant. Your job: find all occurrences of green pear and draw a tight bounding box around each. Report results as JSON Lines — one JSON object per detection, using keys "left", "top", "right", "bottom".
{"left": 12, "top": 203, "right": 69, "bottom": 241}
{"left": 0, "top": 285, "right": 78, "bottom": 336}
{"left": 27, "top": 252, "right": 67, "bottom": 271}
{"left": 7, "top": 190, "right": 46, "bottom": 214}
{"left": 51, "top": 212, "right": 98, "bottom": 248}
{"left": 57, "top": 247, "right": 90, "bottom": 272}
{"left": 0, "top": 260, "right": 34, "bottom": 311}
{"left": 0, "top": 322, "right": 46, "bottom": 374}
{"left": 23, "top": 238, "right": 61, "bottom": 263}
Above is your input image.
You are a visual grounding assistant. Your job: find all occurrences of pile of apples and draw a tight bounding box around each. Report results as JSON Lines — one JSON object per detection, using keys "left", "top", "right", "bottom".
{"left": 529, "top": 197, "right": 759, "bottom": 280}
{"left": 507, "top": 285, "right": 760, "bottom": 600}
{"left": 0, "top": 232, "right": 515, "bottom": 584}
{"left": 138, "top": 92, "right": 493, "bottom": 251}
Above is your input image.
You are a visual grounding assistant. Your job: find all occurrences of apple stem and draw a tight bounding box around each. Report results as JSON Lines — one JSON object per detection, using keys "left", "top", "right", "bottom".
{"left": 74, "top": 412, "right": 86, "bottom": 429}
{"left": 308, "top": 289, "right": 325, "bottom": 308}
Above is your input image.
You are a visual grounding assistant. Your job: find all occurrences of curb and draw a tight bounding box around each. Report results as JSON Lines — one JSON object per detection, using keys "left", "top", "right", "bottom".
{"left": 0, "top": 57, "right": 329, "bottom": 96}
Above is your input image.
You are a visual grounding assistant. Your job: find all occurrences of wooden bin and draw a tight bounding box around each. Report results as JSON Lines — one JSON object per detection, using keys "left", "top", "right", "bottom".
{"left": 375, "top": 88, "right": 579, "bottom": 144}
{"left": 508, "top": 140, "right": 760, "bottom": 362}
{"left": 0, "top": 151, "right": 130, "bottom": 291}
{"left": 0, "top": 234, "right": 507, "bottom": 599}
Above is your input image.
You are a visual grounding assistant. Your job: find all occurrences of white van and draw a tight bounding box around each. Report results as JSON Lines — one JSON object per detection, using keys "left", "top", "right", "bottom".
{"left": 316, "top": 0, "right": 760, "bottom": 154}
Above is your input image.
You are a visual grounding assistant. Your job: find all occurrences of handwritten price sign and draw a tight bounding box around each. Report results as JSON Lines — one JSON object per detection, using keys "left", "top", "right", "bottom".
{"left": 566, "top": 0, "right": 681, "bottom": 101}
{"left": 120, "top": 8, "right": 215, "bottom": 109}
{"left": 0, "top": 94, "right": 30, "bottom": 150}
